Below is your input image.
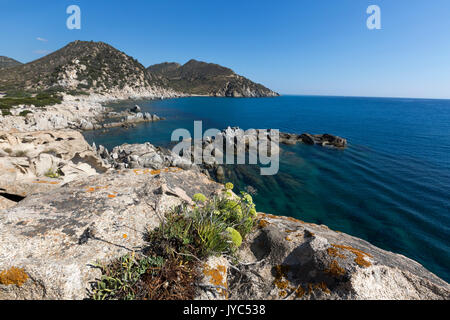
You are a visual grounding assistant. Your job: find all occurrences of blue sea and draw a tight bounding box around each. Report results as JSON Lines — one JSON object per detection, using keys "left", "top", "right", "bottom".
{"left": 83, "top": 95, "right": 450, "bottom": 282}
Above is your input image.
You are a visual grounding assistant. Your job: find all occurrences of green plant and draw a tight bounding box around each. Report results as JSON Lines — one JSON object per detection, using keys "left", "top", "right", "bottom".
{"left": 44, "top": 169, "right": 60, "bottom": 179}
{"left": 19, "top": 110, "right": 32, "bottom": 117}
{"left": 92, "top": 253, "right": 164, "bottom": 300}
{"left": 92, "top": 184, "right": 258, "bottom": 300}
{"left": 225, "top": 182, "right": 234, "bottom": 190}
{"left": 192, "top": 193, "right": 207, "bottom": 204}
{"left": 226, "top": 227, "right": 242, "bottom": 248}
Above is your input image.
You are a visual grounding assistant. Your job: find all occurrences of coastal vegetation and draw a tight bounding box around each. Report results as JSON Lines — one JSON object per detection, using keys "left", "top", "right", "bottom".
{"left": 0, "top": 91, "right": 62, "bottom": 113}
{"left": 90, "top": 183, "right": 257, "bottom": 300}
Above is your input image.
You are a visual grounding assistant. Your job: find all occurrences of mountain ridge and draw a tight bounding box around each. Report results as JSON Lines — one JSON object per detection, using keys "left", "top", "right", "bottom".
{"left": 0, "top": 56, "right": 22, "bottom": 69}
{"left": 0, "top": 40, "right": 278, "bottom": 98}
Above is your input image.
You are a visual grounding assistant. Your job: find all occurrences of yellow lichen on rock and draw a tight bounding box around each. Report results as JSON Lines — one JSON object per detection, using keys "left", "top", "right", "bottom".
{"left": 203, "top": 264, "right": 228, "bottom": 298}
{"left": 0, "top": 267, "right": 29, "bottom": 287}
{"left": 331, "top": 244, "right": 373, "bottom": 267}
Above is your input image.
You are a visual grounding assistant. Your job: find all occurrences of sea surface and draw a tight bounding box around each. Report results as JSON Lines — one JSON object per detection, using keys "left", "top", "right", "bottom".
{"left": 84, "top": 95, "right": 450, "bottom": 282}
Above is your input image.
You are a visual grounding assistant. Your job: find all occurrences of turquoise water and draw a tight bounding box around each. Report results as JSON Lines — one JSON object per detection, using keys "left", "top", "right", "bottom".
{"left": 84, "top": 96, "right": 450, "bottom": 282}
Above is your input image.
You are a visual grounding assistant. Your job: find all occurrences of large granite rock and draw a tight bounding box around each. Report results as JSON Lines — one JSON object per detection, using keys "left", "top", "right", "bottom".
{"left": 224, "top": 213, "right": 449, "bottom": 300}
{"left": 0, "top": 130, "right": 108, "bottom": 209}
{"left": 0, "top": 166, "right": 448, "bottom": 300}
{"left": 0, "top": 168, "right": 223, "bottom": 299}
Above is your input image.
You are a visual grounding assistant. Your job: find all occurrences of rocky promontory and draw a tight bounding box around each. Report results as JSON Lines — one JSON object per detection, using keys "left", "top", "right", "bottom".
{"left": 0, "top": 131, "right": 448, "bottom": 300}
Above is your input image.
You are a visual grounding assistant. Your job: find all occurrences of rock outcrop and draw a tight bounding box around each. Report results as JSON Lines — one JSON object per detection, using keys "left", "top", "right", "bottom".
{"left": 95, "top": 142, "right": 195, "bottom": 171}
{"left": 0, "top": 130, "right": 448, "bottom": 300}
{"left": 0, "top": 130, "right": 108, "bottom": 209}
{"left": 0, "top": 167, "right": 448, "bottom": 300}
{"left": 0, "top": 93, "right": 172, "bottom": 132}
{"left": 0, "top": 168, "right": 222, "bottom": 299}
{"left": 280, "top": 132, "right": 347, "bottom": 148}
{"left": 227, "top": 214, "right": 449, "bottom": 300}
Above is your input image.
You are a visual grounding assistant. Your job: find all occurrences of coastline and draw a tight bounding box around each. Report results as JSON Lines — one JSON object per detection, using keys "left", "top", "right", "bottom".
{"left": 0, "top": 91, "right": 449, "bottom": 300}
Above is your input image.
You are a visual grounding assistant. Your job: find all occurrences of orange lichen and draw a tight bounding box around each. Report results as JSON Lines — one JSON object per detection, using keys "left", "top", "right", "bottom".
{"left": 133, "top": 167, "right": 182, "bottom": 176}
{"left": 85, "top": 186, "right": 109, "bottom": 192}
{"left": 327, "top": 247, "right": 346, "bottom": 259}
{"left": 258, "top": 219, "right": 270, "bottom": 228}
{"left": 325, "top": 260, "right": 346, "bottom": 277}
{"left": 203, "top": 264, "right": 228, "bottom": 298}
{"left": 108, "top": 194, "right": 116, "bottom": 198}
{"left": 314, "top": 282, "right": 331, "bottom": 294}
{"left": 33, "top": 180, "right": 59, "bottom": 185}
{"left": 122, "top": 234, "right": 128, "bottom": 239}
{"left": 273, "top": 264, "right": 291, "bottom": 296}
{"left": 295, "top": 285, "right": 306, "bottom": 298}
{"left": 285, "top": 236, "right": 292, "bottom": 241}
{"left": 0, "top": 267, "right": 28, "bottom": 287}
{"left": 331, "top": 244, "right": 373, "bottom": 267}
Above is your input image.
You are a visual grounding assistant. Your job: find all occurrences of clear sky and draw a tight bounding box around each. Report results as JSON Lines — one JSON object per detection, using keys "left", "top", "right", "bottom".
{"left": 1, "top": 0, "right": 450, "bottom": 99}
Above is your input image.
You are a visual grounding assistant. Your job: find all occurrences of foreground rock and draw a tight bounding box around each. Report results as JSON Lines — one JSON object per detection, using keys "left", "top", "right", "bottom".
{"left": 0, "top": 130, "right": 108, "bottom": 209}
{"left": 0, "top": 167, "right": 448, "bottom": 300}
{"left": 227, "top": 214, "right": 449, "bottom": 300}
{"left": 0, "top": 169, "right": 222, "bottom": 299}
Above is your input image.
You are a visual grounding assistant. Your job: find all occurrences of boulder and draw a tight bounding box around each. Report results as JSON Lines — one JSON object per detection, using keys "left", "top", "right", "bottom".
{"left": 227, "top": 213, "right": 450, "bottom": 300}
{"left": 0, "top": 130, "right": 109, "bottom": 202}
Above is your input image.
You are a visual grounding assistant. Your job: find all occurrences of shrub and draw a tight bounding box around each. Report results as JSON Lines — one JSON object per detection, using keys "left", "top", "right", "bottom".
{"left": 192, "top": 193, "right": 207, "bottom": 203}
{"left": 225, "top": 182, "right": 234, "bottom": 190}
{"left": 44, "top": 169, "right": 60, "bottom": 179}
{"left": 226, "top": 227, "right": 242, "bottom": 248}
{"left": 19, "top": 110, "right": 32, "bottom": 117}
{"left": 92, "top": 253, "right": 164, "bottom": 300}
{"left": 91, "top": 185, "right": 258, "bottom": 300}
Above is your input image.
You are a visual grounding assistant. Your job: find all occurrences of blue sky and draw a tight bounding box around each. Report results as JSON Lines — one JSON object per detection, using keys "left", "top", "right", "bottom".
{"left": 1, "top": 0, "right": 450, "bottom": 99}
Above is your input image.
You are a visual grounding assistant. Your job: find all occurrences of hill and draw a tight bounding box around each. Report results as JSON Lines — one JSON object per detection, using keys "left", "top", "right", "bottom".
{"left": 0, "top": 41, "right": 153, "bottom": 93}
{"left": 147, "top": 59, "right": 279, "bottom": 97}
{"left": 0, "top": 56, "right": 22, "bottom": 69}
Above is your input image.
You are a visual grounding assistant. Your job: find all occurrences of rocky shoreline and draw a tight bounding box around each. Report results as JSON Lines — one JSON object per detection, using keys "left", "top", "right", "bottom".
{"left": 0, "top": 86, "right": 182, "bottom": 133}
{"left": 0, "top": 131, "right": 449, "bottom": 300}
{"left": 0, "top": 96, "right": 449, "bottom": 299}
